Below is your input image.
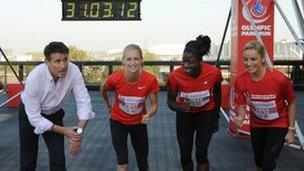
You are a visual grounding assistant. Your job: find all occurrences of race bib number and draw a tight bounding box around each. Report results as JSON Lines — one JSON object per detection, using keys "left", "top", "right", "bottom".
{"left": 180, "top": 90, "right": 210, "bottom": 107}
{"left": 118, "top": 95, "right": 145, "bottom": 115}
{"left": 251, "top": 100, "right": 279, "bottom": 120}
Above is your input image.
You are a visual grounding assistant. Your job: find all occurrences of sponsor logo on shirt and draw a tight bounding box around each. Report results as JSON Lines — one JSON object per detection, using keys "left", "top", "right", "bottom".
{"left": 138, "top": 86, "right": 146, "bottom": 90}
{"left": 248, "top": 94, "right": 277, "bottom": 100}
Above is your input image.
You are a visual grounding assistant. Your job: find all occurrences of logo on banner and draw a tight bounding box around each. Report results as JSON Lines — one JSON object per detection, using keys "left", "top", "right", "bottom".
{"left": 242, "top": 0, "right": 270, "bottom": 23}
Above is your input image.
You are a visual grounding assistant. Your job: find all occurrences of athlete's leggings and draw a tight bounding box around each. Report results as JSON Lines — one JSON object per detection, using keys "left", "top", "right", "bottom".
{"left": 176, "top": 109, "right": 217, "bottom": 170}
{"left": 250, "top": 127, "right": 288, "bottom": 171}
{"left": 110, "top": 119, "right": 148, "bottom": 171}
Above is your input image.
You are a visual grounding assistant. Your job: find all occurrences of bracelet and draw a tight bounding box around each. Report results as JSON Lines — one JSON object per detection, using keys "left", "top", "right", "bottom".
{"left": 288, "top": 126, "right": 295, "bottom": 130}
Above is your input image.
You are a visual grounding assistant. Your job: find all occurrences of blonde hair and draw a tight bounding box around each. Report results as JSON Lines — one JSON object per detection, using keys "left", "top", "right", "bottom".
{"left": 122, "top": 44, "right": 143, "bottom": 60}
{"left": 243, "top": 40, "right": 265, "bottom": 59}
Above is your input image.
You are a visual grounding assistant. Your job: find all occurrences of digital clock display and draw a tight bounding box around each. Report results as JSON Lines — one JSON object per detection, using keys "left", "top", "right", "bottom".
{"left": 62, "top": 0, "right": 141, "bottom": 21}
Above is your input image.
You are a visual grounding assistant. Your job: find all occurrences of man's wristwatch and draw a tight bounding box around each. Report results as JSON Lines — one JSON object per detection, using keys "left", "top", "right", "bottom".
{"left": 76, "top": 128, "right": 83, "bottom": 134}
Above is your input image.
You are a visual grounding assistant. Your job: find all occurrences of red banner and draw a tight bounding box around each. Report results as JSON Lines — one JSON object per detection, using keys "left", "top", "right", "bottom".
{"left": 229, "top": 0, "right": 274, "bottom": 136}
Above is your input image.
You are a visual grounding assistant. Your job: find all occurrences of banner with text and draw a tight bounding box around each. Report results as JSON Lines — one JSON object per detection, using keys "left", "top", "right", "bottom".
{"left": 229, "top": 0, "right": 274, "bottom": 136}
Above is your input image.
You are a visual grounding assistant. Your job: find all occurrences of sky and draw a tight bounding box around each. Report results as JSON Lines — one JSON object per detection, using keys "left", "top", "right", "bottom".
{"left": 0, "top": 0, "right": 302, "bottom": 53}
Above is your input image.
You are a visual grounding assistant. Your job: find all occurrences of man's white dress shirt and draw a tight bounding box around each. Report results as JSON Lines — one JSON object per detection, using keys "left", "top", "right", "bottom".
{"left": 21, "top": 62, "right": 95, "bottom": 134}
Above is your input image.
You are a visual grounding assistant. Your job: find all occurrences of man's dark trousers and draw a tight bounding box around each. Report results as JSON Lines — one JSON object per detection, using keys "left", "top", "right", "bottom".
{"left": 18, "top": 103, "right": 66, "bottom": 171}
